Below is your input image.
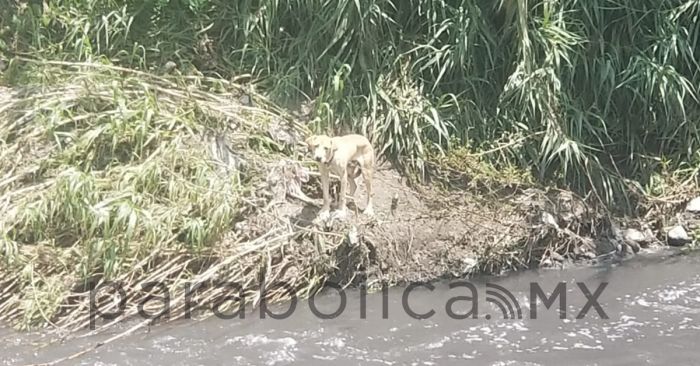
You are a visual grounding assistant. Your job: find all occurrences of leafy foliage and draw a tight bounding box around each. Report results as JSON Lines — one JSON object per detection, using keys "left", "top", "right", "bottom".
{"left": 2, "top": 0, "right": 700, "bottom": 204}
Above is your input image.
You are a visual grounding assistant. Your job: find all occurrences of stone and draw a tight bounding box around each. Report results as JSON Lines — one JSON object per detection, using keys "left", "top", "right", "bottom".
{"left": 686, "top": 197, "right": 700, "bottom": 213}
{"left": 550, "top": 251, "right": 565, "bottom": 262}
{"left": 687, "top": 220, "right": 700, "bottom": 232}
{"left": 623, "top": 228, "right": 651, "bottom": 250}
{"left": 462, "top": 257, "right": 478, "bottom": 273}
{"left": 541, "top": 212, "right": 559, "bottom": 229}
{"left": 623, "top": 228, "right": 646, "bottom": 244}
{"left": 667, "top": 225, "right": 692, "bottom": 246}
{"left": 239, "top": 94, "right": 252, "bottom": 106}
{"left": 625, "top": 241, "right": 641, "bottom": 254}
{"left": 163, "top": 61, "right": 177, "bottom": 73}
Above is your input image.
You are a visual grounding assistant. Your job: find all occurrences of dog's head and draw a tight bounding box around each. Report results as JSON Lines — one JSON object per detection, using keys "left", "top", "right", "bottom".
{"left": 304, "top": 134, "right": 336, "bottom": 164}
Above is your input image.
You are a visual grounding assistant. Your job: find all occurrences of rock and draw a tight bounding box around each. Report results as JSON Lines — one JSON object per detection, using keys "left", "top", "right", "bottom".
{"left": 541, "top": 212, "right": 559, "bottom": 229}
{"left": 550, "top": 251, "right": 565, "bottom": 262}
{"left": 625, "top": 241, "right": 641, "bottom": 254}
{"left": 623, "top": 228, "right": 646, "bottom": 243}
{"left": 462, "top": 257, "right": 478, "bottom": 273}
{"left": 163, "top": 61, "right": 177, "bottom": 73}
{"left": 623, "top": 228, "right": 650, "bottom": 250}
{"left": 667, "top": 225, "right": 692, "bottom": 246}
{"left": 239, "top": 94, "right": 253, "bottom": 106}
{"left": 686, "top": 197, "right": 700, "bottom": 213}
{"left": 687, "top": 220, "right": 700, "bottom": 232}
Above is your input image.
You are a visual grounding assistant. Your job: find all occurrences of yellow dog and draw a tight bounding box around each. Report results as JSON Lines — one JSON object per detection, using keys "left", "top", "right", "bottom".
{"left": 305, "top": 134, "right": 375, "bottom": 220}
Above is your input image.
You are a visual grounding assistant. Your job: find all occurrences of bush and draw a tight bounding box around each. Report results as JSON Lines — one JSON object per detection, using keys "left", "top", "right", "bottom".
{"left": 2, "top": 0, "right": 700, "bottom": 206}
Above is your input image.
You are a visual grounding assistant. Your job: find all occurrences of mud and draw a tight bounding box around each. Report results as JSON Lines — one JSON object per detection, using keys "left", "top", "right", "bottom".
{"left": 249, "top": 158, "right": 634, "bottom": 292}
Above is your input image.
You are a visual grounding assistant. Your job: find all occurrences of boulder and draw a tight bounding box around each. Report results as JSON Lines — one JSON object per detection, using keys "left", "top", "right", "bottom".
{"left": 686, "top": 197, "right": 700, "bottom": 213}
{"left": 667, "top": 225, "right": 692, "bottom": 246}
{"left": 623, "top": 228, "right": 646, "bottom": 243}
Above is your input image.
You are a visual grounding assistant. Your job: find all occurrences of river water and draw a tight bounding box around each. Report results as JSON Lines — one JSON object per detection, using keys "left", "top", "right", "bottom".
{"left": 3, "top": 248, "right": 700, "bottom": 365}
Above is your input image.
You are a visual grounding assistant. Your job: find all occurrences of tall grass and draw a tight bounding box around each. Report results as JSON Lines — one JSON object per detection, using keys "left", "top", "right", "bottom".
{"left": 0, "top": 60, "right": 322, "bottom": 331}
{"left": 3, "top": 0, "right": 700, "bottom": 204}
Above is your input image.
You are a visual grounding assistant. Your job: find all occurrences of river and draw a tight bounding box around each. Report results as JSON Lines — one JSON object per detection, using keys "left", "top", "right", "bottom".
{"left": 3, "top": 248, "right": 699, "bottom": 365}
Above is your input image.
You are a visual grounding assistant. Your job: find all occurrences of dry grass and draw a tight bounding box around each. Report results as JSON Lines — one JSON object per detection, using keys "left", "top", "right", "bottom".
{"left": 0, "top": 58, "right": 346, "bottom": 334}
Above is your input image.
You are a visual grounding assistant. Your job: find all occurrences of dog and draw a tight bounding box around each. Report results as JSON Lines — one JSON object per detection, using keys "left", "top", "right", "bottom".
{"left": 304, "top": 133, "right": 375, "bottom": 221}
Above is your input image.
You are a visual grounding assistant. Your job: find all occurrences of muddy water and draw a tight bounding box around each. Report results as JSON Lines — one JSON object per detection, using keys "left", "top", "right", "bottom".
{"left": 3, "top": 249, "right": 700, "bottom": 366}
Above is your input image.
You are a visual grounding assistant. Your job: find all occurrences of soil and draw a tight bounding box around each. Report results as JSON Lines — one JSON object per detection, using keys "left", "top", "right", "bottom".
{"left": 255, "top": 158, "right": 632, "bottom": 291}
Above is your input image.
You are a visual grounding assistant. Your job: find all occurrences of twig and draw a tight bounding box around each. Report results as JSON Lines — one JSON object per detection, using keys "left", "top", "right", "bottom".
{"left": 288, "top": 191, "right": 321, "bottom": 207}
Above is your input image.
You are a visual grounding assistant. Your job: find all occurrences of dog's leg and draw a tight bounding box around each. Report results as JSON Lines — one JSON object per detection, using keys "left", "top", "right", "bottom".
{"left": 318, "top": 165, "right": 331, "bottom": 220}
{"left": 347, "top": 169, "right": 358, "bottom": 197}
{"left": 346, "top": 161, "right": 363, "bottom": 204}
{"left": 332, "top": 167, "right": 349, "bottom": 220}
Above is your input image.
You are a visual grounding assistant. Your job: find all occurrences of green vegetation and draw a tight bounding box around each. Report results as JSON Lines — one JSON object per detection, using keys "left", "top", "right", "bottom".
{"left": 1, "top": 0, "right": 700, "bottom": 332}
{"left": 0, "top": 62, "right": 321, "bottom": 330}
{"left": 3, "top": 0, "right": 699, "bottom": 205}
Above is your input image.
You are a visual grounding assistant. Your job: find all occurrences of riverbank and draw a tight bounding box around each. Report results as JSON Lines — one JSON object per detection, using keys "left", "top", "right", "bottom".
{"left": 1, "top": 60, "right": 699, "bottom": 338}
{"left": 4, "top": 242, "right": 700, "bottom": 366}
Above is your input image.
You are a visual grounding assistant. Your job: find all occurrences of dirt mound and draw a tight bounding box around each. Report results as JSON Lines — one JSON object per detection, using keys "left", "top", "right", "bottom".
{"left": 246, "top": 158, "right": 618, "bottom": 291}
